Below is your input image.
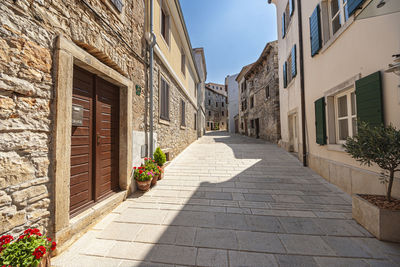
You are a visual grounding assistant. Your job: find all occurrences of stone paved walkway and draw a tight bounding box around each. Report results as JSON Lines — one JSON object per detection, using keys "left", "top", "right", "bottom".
{"left": 53, "top": 132, "right": 400, "bottom": 266}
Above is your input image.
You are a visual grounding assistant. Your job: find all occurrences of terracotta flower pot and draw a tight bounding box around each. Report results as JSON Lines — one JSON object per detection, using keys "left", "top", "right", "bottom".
{"left": 159, "top": 166, "right": 165, "bottom": 180}
{"left": 38, "top": 253, "right": 51, "bottom": 267}
{"left": 151, "top": 174, "right": 158, "bottom": 186}
{"left": 136, "top": 180, "right": 151, "bottom": 191}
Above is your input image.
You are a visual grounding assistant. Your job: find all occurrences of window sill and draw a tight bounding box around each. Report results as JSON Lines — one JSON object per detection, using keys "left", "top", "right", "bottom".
{"left": 285, "top": 78, "right": 296, "bottom": 89}
{"left": 320, "top": 16, "right": 354, "bottom": 55}
{"left": 327, "top": 144, "right": 346, "bottom": 152}
{"left": 180, "top": 125, "right": 186, "bottom": 130}
{"left": 159, "top": 118, "right": 170, "bottom": 126}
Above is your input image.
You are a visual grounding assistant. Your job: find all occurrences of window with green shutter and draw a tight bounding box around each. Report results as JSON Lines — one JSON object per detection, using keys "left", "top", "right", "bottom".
{"left": 283, "top": 62, "right": 288, "bottom": 88}
{"left": 315, "top": 97, "right": 327, "bottom": 145}
{"left": 347, "top": 0, "right": 365, "bottom": 17}
{"left": 291, "top": 44, "right": 297, "bottom": 78}
{"left": 309, "top": 5, "right": 322, "bottom": 57}
{"left": 355, "top": 71, "right": 383, "bottom": 127}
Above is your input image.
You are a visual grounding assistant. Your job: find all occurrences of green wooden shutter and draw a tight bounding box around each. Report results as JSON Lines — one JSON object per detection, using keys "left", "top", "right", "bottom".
{"left": 315, "top": 97, "right": 327, "bottom": 145}
{"left": 283, "top": 62, "right": 287, "bottom": 88}
{"left": 355, "top": 71, "right": 383, "bottom": 126}
{"left": 309, "top": 5, "right": 322, "bottom": 57}
{"left": 291, "top": 44, "right": 297, "bottom": 78}
{"left": 289, "top": 0, "right": 294, "bottom": 16}
{"left": 347, "top": 0, "right": 365, "bottom": 16}
{"left": 282, "top": 13, "right": 286, "bottom": 38}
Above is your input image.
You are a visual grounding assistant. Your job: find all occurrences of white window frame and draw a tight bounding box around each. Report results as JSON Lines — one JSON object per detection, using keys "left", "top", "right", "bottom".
{"left": 333, "top": 89, "right": 356, "bottom": 144}
{"left": 329, "top": 0, "right": 342, "bottom": 36}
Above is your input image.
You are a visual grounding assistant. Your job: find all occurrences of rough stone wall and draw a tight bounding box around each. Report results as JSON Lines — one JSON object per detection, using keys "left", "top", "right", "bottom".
{"left": 153, "top": 56, "right": 197, "bottom": 160}
{"left": 205, "top": 88, "right": 228, "bottom": 131}
{"left": 0, "top": 0, "right": 146, "bottom": 237}
{"left": 245, "top": 43, "right": 280, "bottom": 142}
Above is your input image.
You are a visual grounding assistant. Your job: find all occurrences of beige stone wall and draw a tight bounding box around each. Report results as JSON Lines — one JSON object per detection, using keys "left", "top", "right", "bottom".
{"left": 153, "top": 56, "right": 198, "bottom": 161}
{"left": 0, "top": 0, "right": 146, "bottom": 238}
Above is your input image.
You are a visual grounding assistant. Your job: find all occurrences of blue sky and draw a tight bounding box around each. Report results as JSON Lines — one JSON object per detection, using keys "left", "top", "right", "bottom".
{"left": 180, "top": 0, "right": 278, "bottom": 84}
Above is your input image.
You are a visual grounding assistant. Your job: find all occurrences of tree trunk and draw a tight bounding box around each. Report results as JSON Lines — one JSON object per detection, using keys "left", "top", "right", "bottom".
{"left": 387, "top": 170, "right": 394, "bottom": 202}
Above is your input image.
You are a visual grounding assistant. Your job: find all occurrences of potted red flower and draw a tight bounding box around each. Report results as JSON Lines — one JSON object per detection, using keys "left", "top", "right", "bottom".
{"left": 133, "top": 165, "right": 154, "bottom": 191}
{"left": 153, "top": 147, "right": 166, "bottom": 179}
{"left": 144, "top": 158, "right": 160, "bottom": 186}
{"left": 0, "top": 228, "right": 56, "bottom": 266}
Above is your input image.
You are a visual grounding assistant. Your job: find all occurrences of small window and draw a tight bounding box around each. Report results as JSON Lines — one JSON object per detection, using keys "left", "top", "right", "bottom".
{"left": 265, "top": 85, "right": 270, "bottom": 99}
{"left": 222, "top": 111, "right": 224, "bottom": 116}
{"left": 250, "top": 96, "right": 254, "bottom": 109}
{"left": 209, "top": 111, "right": 211, "bottom": 116}
{"left": 208, "top": 99, "right": 211, "bottom": 106}
{"left": 181, "top": 99, "right": 186, "bottom": 126}
{"left": 181, "top": 50, "right": 186, "bottom": 76}
{"left": 333, "top": 90, "right": 357, "bottom": 143}
{"left": 161, "top": 6, "right": 170, "bottom": 44}
{"left": 251, "top": 120, "right": 254, "bottom": 128}
{"left": 216, "top": 102, "right": 218, "bottom": 107}
{"left": 241, "top": 122, "right": 244, "bottom": 129}
{"left": 160, "top": 77, "right": 170, "bottom": 120}
{"left": 207, "top": 122, "right": 210, "bottom": 127}
{"left": 194, "top": 113, "right": 197, "bottom": 130}
{"left": 222, "top": 102, "right": 224, "bottom": 107}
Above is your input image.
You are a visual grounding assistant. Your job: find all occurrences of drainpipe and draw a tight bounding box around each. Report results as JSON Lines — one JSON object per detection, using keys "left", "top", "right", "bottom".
{"left": 297, "top": 0, "right": 308, "bottom": 167}
{"left": 148, "top": 0, "right": 157, "bottom": 158}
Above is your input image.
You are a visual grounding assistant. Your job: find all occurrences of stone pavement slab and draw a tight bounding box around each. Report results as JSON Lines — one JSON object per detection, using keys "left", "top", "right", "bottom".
{"left": 53, "top": 132, "right": 400, "bottom": 266}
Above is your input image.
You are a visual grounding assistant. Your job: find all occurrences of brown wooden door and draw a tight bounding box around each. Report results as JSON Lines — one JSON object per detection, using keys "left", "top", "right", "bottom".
{"left": 95, "top": 76, "right": 120, "bottom": 200}
{"left": 70, "top": 67, "right": 119, "bottom": 216}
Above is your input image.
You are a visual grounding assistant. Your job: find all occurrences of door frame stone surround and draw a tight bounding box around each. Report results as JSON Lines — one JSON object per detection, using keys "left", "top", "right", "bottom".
{"left": 53, "top": 35, "right": 133, "bottom": 252}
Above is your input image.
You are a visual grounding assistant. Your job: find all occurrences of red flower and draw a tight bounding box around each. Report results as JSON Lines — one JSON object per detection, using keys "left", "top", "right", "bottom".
{"left": 51, "top": 241, "right": 57, "bottom": 251}
{"left": 0, "top": 235, "right": 13, "bottom": 245}
{"left": 23, "top": 228, "right": 42, "bottom": 237}
{"left": 133, "top": 167, "right": 136, "bottom": 170}
{"left": 32, "top": 246, "right": 46, "bottom": 259}
{"left": 47, "top": 237, "right": 52, "bottom": 242}
{"left": 139, "top": 170, "right": 143, "bottom": 174}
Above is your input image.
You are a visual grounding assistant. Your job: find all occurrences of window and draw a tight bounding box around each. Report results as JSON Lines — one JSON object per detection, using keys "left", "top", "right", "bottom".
{"left": 181, "top": 99, "right": 186, "bottom": 126}
{"left": 241, "top": 81, "right": 246, "bottom": 93}
{"left": 250, "top": 96, "right": 254, "bottom": 108}
{"left": 222, "top": 102, "right": 224, "bottom": 107}
{"left": 335, "top": 91, "right": 356, "bottom": 143}
{"left": 343, "top": 0, "right": 349, "bottom": 22}
{"left": 222, "top": 122, "right": 224, "bottom": 126}
{"left": 330, "top": 0, "right": 341, "bottom": 35}
{"left": 207, "top": 122, "right": 210, "bottom": 127}
{"left": 160, "top": 77, "right": 169, "bottom": 120}
{"left": 241, "top": 100, "right": 247, "bottom": 112}
{"left": 284, "top": 44, "right": 297, "bottom": 87}
{"left": 208, "top": 99, "right": 211, "bottom": 105}
{"left": 194, "top": 113, "right": 197, "bottom": 130}
{"left": 251, "top": 120, "right": 254, "bottom": 128}
{"left": 265, "top": 85, "right": 270, "bottom": 99}
{"left": 241, "top": 122, "right": 244, "bottom": 129}
{"left": 161, "top": 5, "right": 170, "bottom": 44}
{"left": 209, "top": 111, "right": 211, "bottom": 116}
{"left": 181, "top": 50, "right": 186, "bottom": 76}
{"left": 222, "top": 111, "right": 224, "bottom": 116}
{"left": 216, "top": 102, "right": 218, "bottom": 107}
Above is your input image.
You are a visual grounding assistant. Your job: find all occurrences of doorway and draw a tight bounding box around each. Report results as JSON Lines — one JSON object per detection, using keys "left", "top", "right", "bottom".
{"left": 289, "top": 114, "right": 298, "bottom": 152}
{"left": 70, "top": 66, "right": 120, "bottom": 216}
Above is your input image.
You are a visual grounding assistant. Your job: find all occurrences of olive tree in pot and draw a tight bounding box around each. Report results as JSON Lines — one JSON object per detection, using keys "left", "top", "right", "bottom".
{"left": 344, "top": 122, "right": 400, "bottom": 241}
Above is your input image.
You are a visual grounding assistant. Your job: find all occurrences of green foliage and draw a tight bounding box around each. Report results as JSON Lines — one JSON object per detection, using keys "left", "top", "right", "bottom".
{"left": 0, "top": 229, "right": 56, "bottom": 267}
{"left": 144, "top": 158, "right": 160, "bottom": 175}
{"left": 153, "top": 147, "right": 166, "bottom": 166}
{"left": 344, "top": 122, "right": 400, "bottom": 201}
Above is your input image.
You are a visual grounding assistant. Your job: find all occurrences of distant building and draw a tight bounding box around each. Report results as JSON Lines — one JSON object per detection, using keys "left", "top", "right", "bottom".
{"left": 225, "top": 74, "right": 239, "bottom": 134}
{"left": 237, "top": 63, "right": 254, "bottom": 136}
{"left": 205, "top": 83, "right": 228, "bottom": 131}
{"left": 193, "top": 48, "right": 207, "bottom": 137}
{"left": 243, "top": 41, "right": 280, "bottom": 142}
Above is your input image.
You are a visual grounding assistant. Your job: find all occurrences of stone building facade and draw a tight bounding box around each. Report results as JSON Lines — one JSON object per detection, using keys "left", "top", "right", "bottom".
{"left": 237, "top": 63, "right": 254, "bottom": 136}
{"left": 244, "top": 41, "right": 280, "bottom": 142}
{"left": 205, "top": 83, "right": 228, "bottom": 131}
{"left": 0, "top": 0, "right": 200, "bottom": 253}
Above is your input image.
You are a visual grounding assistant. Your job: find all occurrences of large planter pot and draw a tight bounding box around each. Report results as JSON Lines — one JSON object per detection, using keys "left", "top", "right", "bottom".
{"left": 136, "top": 180, "right": 151, "bottom": 191}
{"left": 352, "top": 194, "right": 400, "bottom": 242}
{"left": 151, "top": 174, "right": 158, "bottom": 186}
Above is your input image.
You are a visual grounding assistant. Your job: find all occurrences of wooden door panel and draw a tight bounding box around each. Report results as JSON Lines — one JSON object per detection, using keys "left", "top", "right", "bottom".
{"left": 95, "top": 76, "right": 120, "bottom": 199}
{"left": 70, "top": 66, "right": 94, "bottom": 215}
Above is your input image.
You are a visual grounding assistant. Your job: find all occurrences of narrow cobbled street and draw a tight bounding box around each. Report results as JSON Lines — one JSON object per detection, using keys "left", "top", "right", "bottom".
{"left": 53, "top": 132, "right": 400, "bottom": 266}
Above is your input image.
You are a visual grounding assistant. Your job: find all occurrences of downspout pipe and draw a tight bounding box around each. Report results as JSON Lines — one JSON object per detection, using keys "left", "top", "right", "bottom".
{"left": 148, "top": 0, "right": 157, "bottom": 158}
{"left": 297, "top": 0, "right": 308, "bottom": 167}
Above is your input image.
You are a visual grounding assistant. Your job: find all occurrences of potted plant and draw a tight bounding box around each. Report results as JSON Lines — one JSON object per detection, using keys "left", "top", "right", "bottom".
{"left": 144, "top": 158, "right": 160, "bottom": 186}
{"left": 133, "top": 166, "right": 153, "bottom": 191}
{"left": 344, "top": 122, "right": 400, "bottom": 242}
{"left": 0, "top": 228, "right": 56, "bottom": 266}
{"left": 153, "top": 147, "right": 166, "bottom": 179}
